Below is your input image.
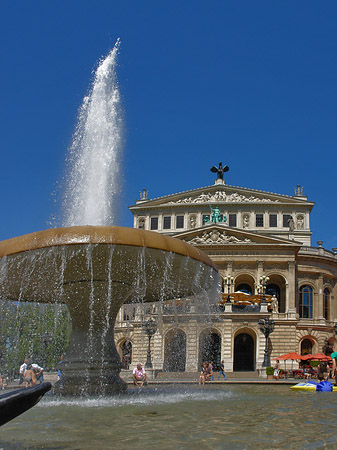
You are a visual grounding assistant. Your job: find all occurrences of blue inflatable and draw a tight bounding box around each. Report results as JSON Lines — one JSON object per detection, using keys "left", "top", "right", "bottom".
{"left": 316, "top": 381, "right": 333, "bottom": 392}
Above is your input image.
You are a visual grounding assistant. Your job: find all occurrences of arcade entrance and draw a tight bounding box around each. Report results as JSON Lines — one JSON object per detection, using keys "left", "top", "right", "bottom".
{"left": 199, "top": 329, "right": 221, "bottom": 370}
{"left": 234, "top": 333, "right": 255, "bottom": 371}
{"left": 163, "top": 328, "right": 187, "bottom": 372}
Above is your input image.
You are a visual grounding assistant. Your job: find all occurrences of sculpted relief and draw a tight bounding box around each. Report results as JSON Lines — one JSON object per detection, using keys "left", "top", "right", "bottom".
{"left": 168, "top": 191, "right": 279, "bottom": 204}
{"left": 186, "top": 230, "right": 252, "bottom": 245}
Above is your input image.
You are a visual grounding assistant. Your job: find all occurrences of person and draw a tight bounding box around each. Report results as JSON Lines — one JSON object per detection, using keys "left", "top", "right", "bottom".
{"left": 19, "top": 359, "right": 44, "bottom": 384}
{"left": 57, "top": 355, "right": 63, "bottom": 381}
{"left": 24, "top": 364, "right": 37, "bottom": 387}
{"left": 331, "top": 351, "right": 337, "bottom": 385}
{"left": 317, "top": 361, "right": 328, "bottom": 381}
{"left": 132, "top": 363, "right": 147, "bottom": 387}
{"left": 199, "top": 365, "right": 206, "bottom": 385}
{"left": 206, "top": 362, "right": 214, "bottom": 381}
{"left": 217, "top": 360, "right": 226, "bottom": 380}
{"left": 32, "top": 363, "right": 44, "bottom": 383}
{"left": 19, "top": 358, "right": 29, "bottom": 384}
{"left": 303, "top": 364, "right": 314, "bottom": 379}
{"left": 0, "top": 374, "right": 7, "bottom": 389}
{"left": 273, "top": 360, "right": 281, "bottom": 380}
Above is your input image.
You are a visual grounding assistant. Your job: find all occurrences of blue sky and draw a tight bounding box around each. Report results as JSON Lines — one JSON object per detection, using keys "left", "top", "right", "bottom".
{"left": 1, "top": 1, "right": 336, "bottom": 248}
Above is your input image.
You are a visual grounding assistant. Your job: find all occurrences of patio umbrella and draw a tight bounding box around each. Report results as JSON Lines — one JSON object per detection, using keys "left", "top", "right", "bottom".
{"left": 277, "top": 352, "right": 303, "bottom": 372}
{"left": 278, "top": 352, "right": 303, "bottom": 361}
{"left": 304, "top": 353, "right": 332, "bottom": 361}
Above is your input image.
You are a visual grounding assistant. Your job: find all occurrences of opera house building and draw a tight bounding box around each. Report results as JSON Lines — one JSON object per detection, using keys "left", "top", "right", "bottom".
{"left": 115, "top": 169, "right": 337, "bottom": 375}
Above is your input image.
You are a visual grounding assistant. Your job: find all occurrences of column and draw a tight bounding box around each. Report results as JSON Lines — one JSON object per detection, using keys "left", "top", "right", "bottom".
{"left": 185, "top": 320, "right": 199, "bottom": 371}
{"left": 256, "top": 261, "right": 264, "bottom": 293}
{"left": 287, "top": 261, "right": 296, "bottom": 316}
{"left": 316, "top": 273, "right": 324, "bottom": 320}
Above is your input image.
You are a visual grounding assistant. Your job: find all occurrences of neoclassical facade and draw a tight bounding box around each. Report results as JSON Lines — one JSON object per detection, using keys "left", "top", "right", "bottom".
{"left": 115, "top": 174, "right": 337, "bottom": 373}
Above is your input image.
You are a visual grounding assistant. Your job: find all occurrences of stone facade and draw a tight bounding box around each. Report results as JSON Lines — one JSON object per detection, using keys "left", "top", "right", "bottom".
{"left": 114, "top": 180, "right": 337, "bottom": 373}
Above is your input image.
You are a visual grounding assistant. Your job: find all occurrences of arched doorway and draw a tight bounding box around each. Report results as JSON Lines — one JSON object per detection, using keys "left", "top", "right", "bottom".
{"left": 199, "top": 329, "right": 221, "bottom": 370}
{"left": 164, "top": 329, "right": 187, "bottom": 372}
{"left": 121, "top": 340, "right": 132, "bottom": 369}
{"left": 234, "top": 333, "right": 255, "bottom": 371}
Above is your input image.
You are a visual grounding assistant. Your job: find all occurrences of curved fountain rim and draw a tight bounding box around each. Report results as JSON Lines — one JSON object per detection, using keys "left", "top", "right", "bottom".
{"left": 0, "top": 226, "right": 217, "bottom": 271}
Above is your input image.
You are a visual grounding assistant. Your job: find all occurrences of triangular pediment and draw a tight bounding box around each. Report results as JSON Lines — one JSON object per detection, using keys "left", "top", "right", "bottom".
{"left": 130, "top": 184, "right": 314, "bottom": 210}
{"left": 173, "top": 224, "right": 302, "bottom": 248}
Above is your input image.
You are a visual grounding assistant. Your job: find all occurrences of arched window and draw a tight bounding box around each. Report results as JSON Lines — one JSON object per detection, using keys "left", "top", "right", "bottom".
{"left": 236, "top": 283, "right": 253, "bottom": 295}
{"left": 266, "top": 283, "right": 283, "bottom": 312}
{"left": 301, "top": 338, "right": 313, "bottom": 355}
{"left": 299, "top": 285, "right": 313, "bottom": 318}
{"left": 323, "top": 288, "right": 330, "bottom": 320}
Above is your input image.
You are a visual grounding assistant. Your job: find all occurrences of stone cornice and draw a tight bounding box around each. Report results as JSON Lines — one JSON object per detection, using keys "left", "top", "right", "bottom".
{"left": 129, "top": 183, "right": 315, "bottom": 210}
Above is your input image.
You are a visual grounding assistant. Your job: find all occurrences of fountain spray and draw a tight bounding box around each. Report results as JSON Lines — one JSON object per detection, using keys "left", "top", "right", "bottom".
{"left": 62, "top": 39, "right": 123, "bottom": 227}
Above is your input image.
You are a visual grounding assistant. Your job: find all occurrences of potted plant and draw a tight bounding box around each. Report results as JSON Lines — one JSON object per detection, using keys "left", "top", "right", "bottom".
{"left": 266, "top": 366, "right": 274, "bottom": 379}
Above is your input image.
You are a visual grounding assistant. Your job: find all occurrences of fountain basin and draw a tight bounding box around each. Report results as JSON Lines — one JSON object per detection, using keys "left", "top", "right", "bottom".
{"left": 0, "top": 226, "right": 219, "bottom": 395}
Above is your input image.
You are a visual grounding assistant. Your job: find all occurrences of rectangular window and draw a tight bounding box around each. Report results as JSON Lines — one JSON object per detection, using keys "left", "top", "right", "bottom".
{"left": 203, "top": 214, "right": 210, "bottom": 225}
{"left": 269, "top": 214, "right": 277, "bottom": 227}
{"left": 283, "top": 214, "right": 291, "bottom": 227}
{"left": 150, "top": 217, "right": 158, "bottom": 230}
{"left": 256, "top": 214, "right": 264, "bottom": 227}
{"left": 163, "top": 216, "right": 171, "bottom": 229}
{"left": 229, "top": 214, "right": 237, "bottom": 227}
{"left": 176, "top": 215, "right": 184, "bottom": 228}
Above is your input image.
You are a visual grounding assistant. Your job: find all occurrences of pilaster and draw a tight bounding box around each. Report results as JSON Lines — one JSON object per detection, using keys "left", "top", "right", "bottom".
{"left": 287, "top": 261, "right": 296, "bottom": 316}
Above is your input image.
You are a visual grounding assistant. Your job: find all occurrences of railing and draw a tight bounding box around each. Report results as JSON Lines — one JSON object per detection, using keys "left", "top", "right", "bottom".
{"left": 299, "top": 246, "right": 336, "bottom": 259}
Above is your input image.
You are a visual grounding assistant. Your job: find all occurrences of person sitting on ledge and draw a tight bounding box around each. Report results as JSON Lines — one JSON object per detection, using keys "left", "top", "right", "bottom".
{"left": 199, "top": 363, "right": 207, "bottom": 385}
{"left": 24, "top": 364, "right": 37, "bottom": 387}
{"left": 206, "top": 362, "right": 214, "bottom": 381}
{"left": 133, "top": 363, "right": 147, "bottom": 387}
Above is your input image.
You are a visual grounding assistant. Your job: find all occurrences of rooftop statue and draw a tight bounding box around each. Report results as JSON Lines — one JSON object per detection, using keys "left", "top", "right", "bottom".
{"left": 204, "top": 205, "right": 227, "bottom": 224}
{"left": 210, "top": 162, "right": 229, "bottom": 180}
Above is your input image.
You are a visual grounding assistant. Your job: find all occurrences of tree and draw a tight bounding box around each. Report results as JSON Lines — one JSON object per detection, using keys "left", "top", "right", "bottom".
{"left": 0, "top": 300, "right": 72, "bottom": 378}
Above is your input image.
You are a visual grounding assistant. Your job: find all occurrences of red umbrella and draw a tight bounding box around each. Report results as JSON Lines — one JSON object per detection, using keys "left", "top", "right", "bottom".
{"left": 278, "top": 352, "right": 303, "bottom": 360}
{"left": 304, "top": 353, "right": 332, "bottom": 361}
{"left": 276, "top": 352, "right": 303, "bottom": 373}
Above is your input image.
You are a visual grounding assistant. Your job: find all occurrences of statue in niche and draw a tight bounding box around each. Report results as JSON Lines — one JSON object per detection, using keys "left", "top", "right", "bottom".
{"left": 271, "top": 295, "right": 279, "bottom": 313}
{"left": 288, "top": 216, "right": 295, "bottom": 232}
{"left": 189, "top": 215, "right": 197, "bottom": 229}
{"left": 297, "top": 215, "right": 304, "bottom": 230}
{"left": 138, "top": 217, "right": 145, "bottom": 229}
{"left": 243, "top": 214, "right": 250, "bottom": 228}
{"left": 210, "top": 162, "right": 229, "bottom": 180}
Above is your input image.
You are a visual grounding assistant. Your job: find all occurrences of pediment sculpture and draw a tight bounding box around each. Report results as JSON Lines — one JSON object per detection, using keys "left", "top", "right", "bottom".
{"left": 168, "top": 191, "right": 279, "bottom": 204}
{"left": 186, "top": 230, "right": 252, "bottom": 245}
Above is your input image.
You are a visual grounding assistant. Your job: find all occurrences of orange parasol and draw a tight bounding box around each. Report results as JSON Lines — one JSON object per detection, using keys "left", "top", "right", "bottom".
{"left": 277, "top": 352, "right": 303, "bottom": 372}
{"left": 304, "top": 353, "right": 332, "bottom": 361}
{"left": 277, "top": 352, "right": 303, "bottom": 361}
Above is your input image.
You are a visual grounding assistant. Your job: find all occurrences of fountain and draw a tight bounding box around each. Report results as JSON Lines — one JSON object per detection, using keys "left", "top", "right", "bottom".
{"left": 0, "top": 41, "right": 219, "bottom": 396}
{"left": 0, "top": 226, "right": 218, "bottom": 395}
